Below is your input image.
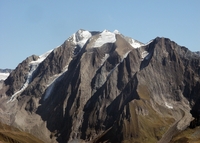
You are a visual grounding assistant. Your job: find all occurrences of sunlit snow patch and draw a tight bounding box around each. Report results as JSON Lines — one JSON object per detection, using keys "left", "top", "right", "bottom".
{"left": 0, "top": 73, "right": 10, "bottom": 80}
{"left": 141, "top": 51, "right": 149, "bottom": 59}
{"left": 129, "top": 39, "right": 144, "bottom": 48}
{"left": 30, "top": 49, "right": 53, "bottom": 65}
{"left": 165, "top": 102, "right": 173, "bottom": 109}
{"left": 72, "top": 30, "right": 92, "bottom": 48}
{"left": 93, "top": 30, "right": 116, "bottom": 47}
{"left": 7, "top": 50, "right": 53, "bottom": 103}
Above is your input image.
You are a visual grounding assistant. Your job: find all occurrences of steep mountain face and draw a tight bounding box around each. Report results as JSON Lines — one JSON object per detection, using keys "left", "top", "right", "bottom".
{"left": 0, "top": 29, "right": 200, "bottom": 143}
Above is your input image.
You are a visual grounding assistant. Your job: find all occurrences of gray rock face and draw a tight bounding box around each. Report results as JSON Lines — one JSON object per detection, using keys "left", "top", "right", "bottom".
{"left": 0, "top": 30, "right": 199, "bottom": 143}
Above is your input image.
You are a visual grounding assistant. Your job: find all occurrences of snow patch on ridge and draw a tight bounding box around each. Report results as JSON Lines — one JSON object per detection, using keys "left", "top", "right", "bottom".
{"left": 140, "top": 50, "right": 153, "bottom": 61}
{"left": 93, "top": 30, "right": 116, "bottom": 47}
{"left": 123, "top": 50, "right": 132, "bottom": 59}
{"left": 165, "top": 102, "right": 173, "bottom": 109}
{"left": 72, "top": 30, "right": 92, "bottom": 48}
{"left": 0, "top": 73, "right": 9, "bottom": 80}
{"left": 129, "top": 39, "right": 144, "bottom": 48}
{"left": 141, "top": 51, "right": 149, "bottom": 59}
{"left": 7, "top": 50, "right": 52, "bottom": 103}
{"left": 30, "top": 50, "right": 53, "bottom": 65}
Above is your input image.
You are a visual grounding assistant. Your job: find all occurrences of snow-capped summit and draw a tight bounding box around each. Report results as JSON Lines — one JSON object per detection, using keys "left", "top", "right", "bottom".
{"left": 93, "top": 29, "right": 116, "bottom": 47}
{"left": 104, "top": 29, "right": 144, "bottom": 49}
{"left": 71, "top": 29, "right": 92, "bottom": 48}
{"left": 68, "top": 29, "right": 145, "bottom": 49}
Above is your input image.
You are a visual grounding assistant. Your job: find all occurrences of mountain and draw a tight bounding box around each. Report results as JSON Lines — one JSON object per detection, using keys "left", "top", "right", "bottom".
{"left": 195, "top": 51, "right": 200, "bottom": 57}
{"left": 0, "top": 69, "right": 12, "bottom": 73}
{"left": 0, "top": 69, "right": 12, "bottom": 81}
{"left": 0, "top": 69, "right": 12, "bottom": 90}
{"left": 0, "top": 29, "right": 200, "bottom": 143}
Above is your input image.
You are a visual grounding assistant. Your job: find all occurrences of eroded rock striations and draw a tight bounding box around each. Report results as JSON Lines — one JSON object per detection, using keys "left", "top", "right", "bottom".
{"left": 0, "top": 29, "right": 199, "bottom": 143}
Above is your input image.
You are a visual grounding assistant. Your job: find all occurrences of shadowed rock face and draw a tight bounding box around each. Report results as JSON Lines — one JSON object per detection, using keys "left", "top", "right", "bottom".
{"left": 0, "top": 30, "right": 199, "bottom": 143}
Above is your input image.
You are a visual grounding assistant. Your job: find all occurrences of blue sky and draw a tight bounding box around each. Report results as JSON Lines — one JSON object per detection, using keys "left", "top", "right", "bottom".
{"left": 0, "top": 1, "right": 199, "bottom": 69}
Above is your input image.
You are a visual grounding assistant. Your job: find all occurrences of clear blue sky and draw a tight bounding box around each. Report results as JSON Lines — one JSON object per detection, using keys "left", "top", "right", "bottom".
{"left": 0, "top": 1, "right": 199, "bottom": 69}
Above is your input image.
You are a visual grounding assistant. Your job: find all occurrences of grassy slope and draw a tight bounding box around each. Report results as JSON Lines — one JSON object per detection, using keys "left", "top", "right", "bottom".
{"left": 170, "top": 126, "right": 200, "bottom": 143}
{"left": 0, "top": 122, "right": 44, "bottom": 143}
{"left": 122, "top": 100, "right": 175, "bottom": 143}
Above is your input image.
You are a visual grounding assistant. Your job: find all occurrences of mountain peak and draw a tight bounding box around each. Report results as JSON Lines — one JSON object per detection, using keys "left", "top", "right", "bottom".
{"left": 72, "top": 29, "right": 92, "bottom": 48}
{"left": 0, "top": 29, "right": 199, "bottom": 143}
{"left": 68, "top": 29, "right": 145, "bottom": 49}
{"left": 113, "top": 29, "right": 120, "bottom": 34}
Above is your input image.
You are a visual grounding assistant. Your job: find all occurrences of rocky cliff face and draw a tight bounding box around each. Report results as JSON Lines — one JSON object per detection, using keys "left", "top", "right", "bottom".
{"left": 0, "top": 29, "right": 199, "bottom": 143}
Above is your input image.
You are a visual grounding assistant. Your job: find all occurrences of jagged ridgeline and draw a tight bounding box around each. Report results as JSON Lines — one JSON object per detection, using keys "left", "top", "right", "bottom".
{"left": 0, "top": 29, "right": 200, "bottom": 143}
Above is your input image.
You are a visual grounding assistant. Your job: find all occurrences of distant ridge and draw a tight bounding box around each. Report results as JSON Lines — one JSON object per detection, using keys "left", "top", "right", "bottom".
{"left": 0, "top": 69, "right": 12, "bottom": 73}
{"left": 0, "top": 69, "right": 12, "bottom": 81}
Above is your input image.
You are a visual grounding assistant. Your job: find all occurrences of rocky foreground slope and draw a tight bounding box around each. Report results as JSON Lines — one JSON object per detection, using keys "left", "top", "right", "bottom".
{"left": 0, "top": 29, "right": 200, "bottom": 143}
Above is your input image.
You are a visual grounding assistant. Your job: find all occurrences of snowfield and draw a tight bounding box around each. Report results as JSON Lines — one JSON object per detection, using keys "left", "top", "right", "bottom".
{"left": 72, "top": 30, "right": 92, "bottom": 48}
{"left": 0, "top": 73, "right": 9, "bottom": 80}
{"left": 93, "top": 30, "right": 116, "bottom": 47}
